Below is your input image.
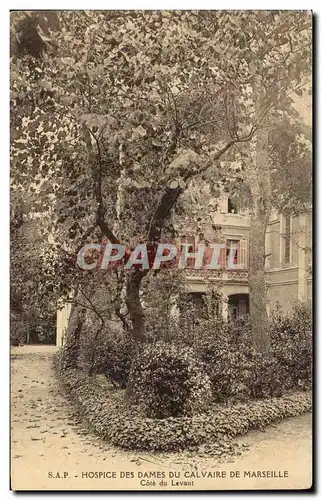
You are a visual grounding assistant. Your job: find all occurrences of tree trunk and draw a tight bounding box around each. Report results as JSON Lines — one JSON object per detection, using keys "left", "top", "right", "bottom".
{"left": 125, "top": 272, "right": 146, "bottom": 353}
{"left": 248, "top": 67, "right": 272, "bottom": 352}
{"left": 124, "top": 272, "right": 146, "bottom": 400}
{"left": 248, "top": 205, "right": 270, "bottom": 352}
{"left": 248, "top": 120, "right": 271, "bottom": 351}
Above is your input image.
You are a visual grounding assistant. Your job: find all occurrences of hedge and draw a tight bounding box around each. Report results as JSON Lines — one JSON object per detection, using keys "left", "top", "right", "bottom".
{"left": 54, "top": 351, "right": 312, "bottom": 452}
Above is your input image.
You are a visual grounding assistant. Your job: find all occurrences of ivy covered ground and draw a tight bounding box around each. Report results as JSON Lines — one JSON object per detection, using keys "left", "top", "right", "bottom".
{"left": 11, "top": 346, "right": 312, "bottom": 491}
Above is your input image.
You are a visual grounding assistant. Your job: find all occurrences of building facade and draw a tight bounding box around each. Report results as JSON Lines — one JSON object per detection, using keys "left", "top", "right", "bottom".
{"left": 179, "top": 195, "right": 312, "bottom": 320}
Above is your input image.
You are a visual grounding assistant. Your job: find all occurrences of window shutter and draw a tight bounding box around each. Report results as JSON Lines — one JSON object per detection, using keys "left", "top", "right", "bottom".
{"left": 236, "top": 241, "right": 241, "bottom": 265}
{"left": 203, "top": 244, "right": 212, "bottom": 267}
{"left": 181, "top": 236, "right": 195, "bottom": 268}
{"left": 239, "top": 239, "right": 247, "bottom": 269}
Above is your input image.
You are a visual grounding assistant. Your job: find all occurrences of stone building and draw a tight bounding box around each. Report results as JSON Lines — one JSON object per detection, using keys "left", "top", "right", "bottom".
{"left": 180, "top": 195, "right": 312, "bottom": 321}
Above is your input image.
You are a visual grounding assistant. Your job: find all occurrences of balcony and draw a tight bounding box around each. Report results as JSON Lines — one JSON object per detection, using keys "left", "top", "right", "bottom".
{"left": 184, "top": 267, "right": 249, "bottom": 283}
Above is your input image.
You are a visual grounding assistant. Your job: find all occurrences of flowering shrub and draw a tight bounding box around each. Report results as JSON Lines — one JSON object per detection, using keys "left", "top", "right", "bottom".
{"left": 128, "top": 342, "right": 212, "bottom": 418}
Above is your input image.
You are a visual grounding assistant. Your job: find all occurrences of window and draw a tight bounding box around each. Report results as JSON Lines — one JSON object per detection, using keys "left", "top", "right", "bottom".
{"left": 226, "top": 239, "right": 239, "bottom": 266}
{"left": 230, "top": 304, "right": 238, "bottom": 320}
{"left": 228, "top": 198, "right": 239, "bottom": 214}
{"left": 190, "top": 292, "right": 205, "bottom": 309}
{"left": 180, "top": 236, "right": 195, "bottom": 268}
{"left": 284, "top": 216, "right": 291, "bottom": 263}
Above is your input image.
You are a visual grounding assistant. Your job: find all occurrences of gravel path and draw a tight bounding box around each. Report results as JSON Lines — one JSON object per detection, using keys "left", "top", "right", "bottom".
{"left": 11, "top": 345, "right": 312, "bottom": 491}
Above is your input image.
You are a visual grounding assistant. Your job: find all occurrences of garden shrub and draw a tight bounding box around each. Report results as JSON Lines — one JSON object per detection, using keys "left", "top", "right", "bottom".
{"left": 229, "top": 329, "right": 285, "bottom": 400}
{"left": 54, "top": 350, "right": 312, "bottom": 452}
{"left": 270, "top": 302, "right": 312, "bottom": 390}
{"left": 127, "top": 342, "right": 212, "bottom": 418}
{"left": 250, "top": 351, "right": 283, "bottom": 399}
{"left": 79, "top": 326, "right": 134, "bottom": 388}
{"left": 92, "top": 332, "right": 134, "bottom": 388}
{"left": 10, "top": 311, "right": 28, "bottom": 346}
{"left": 193, "top": 320, "right": 259, "bottom": 402}
{"left": 193, "top": 302, "right": 312, "bottom": 401}
{"left": 74, "top": 300, "right": 312, "bottom": 403}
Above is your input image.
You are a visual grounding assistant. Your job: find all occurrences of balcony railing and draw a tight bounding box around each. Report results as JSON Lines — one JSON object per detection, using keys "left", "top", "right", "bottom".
{"left": 184, "top": 267, "right": 249, "bottom": 281}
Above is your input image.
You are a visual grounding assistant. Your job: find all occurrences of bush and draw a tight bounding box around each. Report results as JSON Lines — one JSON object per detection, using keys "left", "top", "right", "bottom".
{"left": 10, "top": 311, "right": 27, "bottom": 346}
{"left": 78, "top": 300, "right": 311, "bottom": 403}
{"left": 127, "top": 342, "right": 212, "bottom": 418}
{"left": 92, "top": 332, "right": 134, "bottom": 388}
{"left": 79, "top": 326, "right": 134, "bottom": 388}
{"left": 193, "top": 302, "right": 312, "bottom": 402}
{"left": 193, "top": 319, "right": 258, "bottom": 402}
{"left": 270, "top": 302, "right": 312, "bottom": 390}
{"left": 54, "top": 351, "right": 312, "bottom": 452}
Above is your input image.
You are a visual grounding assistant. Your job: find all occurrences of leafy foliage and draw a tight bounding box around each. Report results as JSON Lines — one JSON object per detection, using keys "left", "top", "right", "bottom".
{"left": 192, "top": 316, "right": 277, "bottom": 401}
{"left": 10, "top": 201, "right": 57, "bottom": 344}
{"left": 140, "top": 268, "right": 184, "bottom": 341}
{"left": 79, "top": 327, "right": 134, "bottom": 388}
{"left": 270, "top": 302, "right": 312, "bottom": 389}
{"left": 71, "top": 289, "right": 312, "bottom": 405}
{"left": 128, "top": 342, "right": 211, "bottom": 418}
{"left": 186, "top": 300, "right": 312, "bottom": 401}
{"left": 54, "top": 298, "right": 312, "bottom": 451}
{"left": 10, "top": 311, "right": 28, "bottom": 346}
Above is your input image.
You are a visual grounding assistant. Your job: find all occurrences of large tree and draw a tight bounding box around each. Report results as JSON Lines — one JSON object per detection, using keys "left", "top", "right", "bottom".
{"left": 11, "top": 10, "right": 312, "bottom": 355}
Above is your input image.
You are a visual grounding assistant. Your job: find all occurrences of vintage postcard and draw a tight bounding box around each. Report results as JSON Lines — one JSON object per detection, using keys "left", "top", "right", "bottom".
{"left": 10, "top": 10, "right": 312, "bottom": 491}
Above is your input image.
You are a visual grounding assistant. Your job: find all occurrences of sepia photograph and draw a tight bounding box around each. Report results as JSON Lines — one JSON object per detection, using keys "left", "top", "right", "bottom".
{"left": 9, "top": 9, "right": 312, "bottom": 491}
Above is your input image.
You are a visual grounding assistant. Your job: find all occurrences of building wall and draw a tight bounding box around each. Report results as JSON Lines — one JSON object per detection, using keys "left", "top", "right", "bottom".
{"left": 266, "top": 281, "right": 299, "bottom": 313}
{"left": 56, "top": 302, "right": 72, "bottom": 347}
{"left": 267, "top": 218, "right": 280, "bottom": 269}
{"left": 307, "top": 278, "right": 312, "bottom": 301}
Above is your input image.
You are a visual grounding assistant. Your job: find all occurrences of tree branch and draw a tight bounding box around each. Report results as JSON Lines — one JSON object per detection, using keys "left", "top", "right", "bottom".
{"left": 79, "top": 289, "right": 105, "bottom": 327}
{"left": 147, "top": 125, "right": 258, "bottom": 243}
{"left": 147, "top": 184, "right": 183, "bottom": 241}
{"left": 88, "top": 128, "right": 120, "bottom": 244}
